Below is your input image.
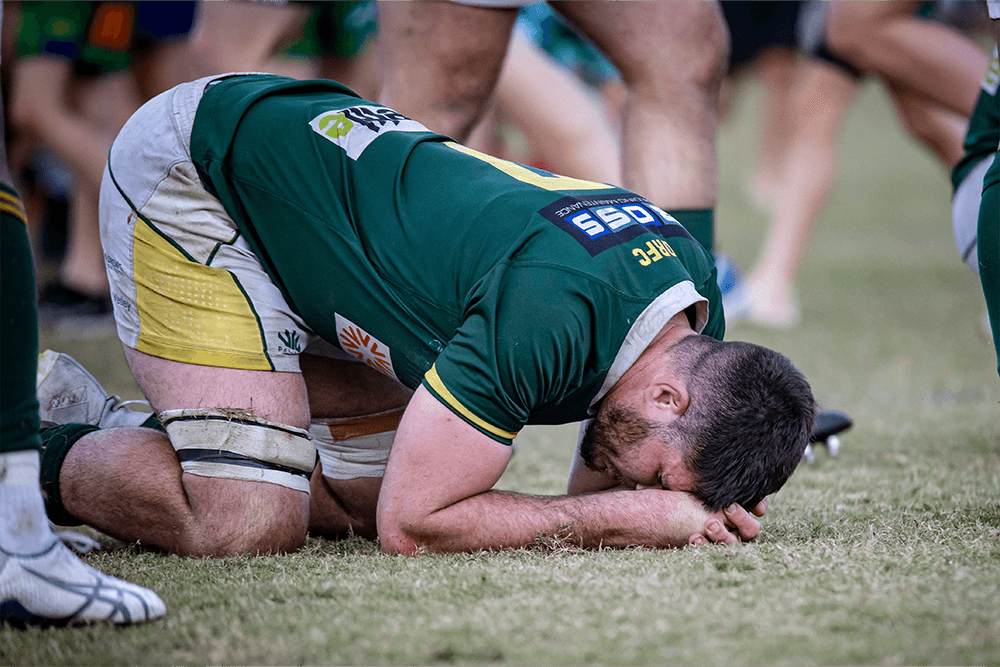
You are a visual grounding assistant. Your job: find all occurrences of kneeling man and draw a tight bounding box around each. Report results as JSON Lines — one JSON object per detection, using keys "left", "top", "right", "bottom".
{"left": 40, "top": 74, "right": 815, "bottom": 556}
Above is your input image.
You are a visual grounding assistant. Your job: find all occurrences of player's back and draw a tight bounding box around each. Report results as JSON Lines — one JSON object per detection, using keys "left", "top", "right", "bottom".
{"left": 191, "top": 74, "right": 721, "bottom": 393}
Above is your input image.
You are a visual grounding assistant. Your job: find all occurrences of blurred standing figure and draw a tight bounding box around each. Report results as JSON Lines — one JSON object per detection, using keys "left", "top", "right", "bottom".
{"left": 735, "top": 1, "right": 990, "bottom": 327}
{"left": 951, "top": 44, "right": 998, "bottom": 343}
{"left": 719, "top": 0, "right": 808, "bottom": 212}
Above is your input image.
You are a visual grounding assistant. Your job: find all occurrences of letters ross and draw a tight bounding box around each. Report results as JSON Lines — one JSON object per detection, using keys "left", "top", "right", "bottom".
{"left": 540, "top": 193, "right": 694, "bottom": 257}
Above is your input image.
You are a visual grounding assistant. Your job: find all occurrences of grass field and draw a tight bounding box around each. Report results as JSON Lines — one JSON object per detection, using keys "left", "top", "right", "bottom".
{"left": 3, "top": 78, "right": 999, "bottom": 666}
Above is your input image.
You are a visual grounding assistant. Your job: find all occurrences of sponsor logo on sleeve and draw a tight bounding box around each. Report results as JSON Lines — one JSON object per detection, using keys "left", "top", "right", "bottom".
{"left": 309, "top": 105, "right": 431, "bottom": 160}
{"left": 539, "top": 194, "right": 695, "bottom": 256}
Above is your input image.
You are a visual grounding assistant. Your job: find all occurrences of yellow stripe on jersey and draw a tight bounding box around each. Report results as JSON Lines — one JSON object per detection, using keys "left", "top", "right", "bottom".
{"left": 132, "top": 216, "right": 272, "bottom": 370}
{"left": 444, "top": 142, "right": 611, "bottom": 192}
{"left": 424, "top": 365, "right": 519, "bottom": 442}
{"left": 0, "top": 189, "right": 27, "bottom": 224}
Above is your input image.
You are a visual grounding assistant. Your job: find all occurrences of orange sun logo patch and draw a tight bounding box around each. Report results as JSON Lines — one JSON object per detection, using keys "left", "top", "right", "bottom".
{"left": 335, "top": 314, "right": 396, "bottom": 380}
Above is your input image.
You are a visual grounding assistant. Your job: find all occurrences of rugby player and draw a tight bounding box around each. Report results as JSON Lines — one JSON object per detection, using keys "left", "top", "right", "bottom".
{"left": 40, "top": 74, "right": 815, "bottom": 557}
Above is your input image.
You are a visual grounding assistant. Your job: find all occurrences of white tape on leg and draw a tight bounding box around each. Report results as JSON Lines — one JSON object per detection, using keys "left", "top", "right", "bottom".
{"left": 310, "top": 408, "right": 404, "bottom": 480}
{"left": 160, "top": 409, "right": 315, "bottom": 493}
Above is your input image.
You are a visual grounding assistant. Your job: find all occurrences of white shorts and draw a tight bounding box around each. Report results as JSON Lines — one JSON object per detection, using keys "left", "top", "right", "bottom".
{"left": 100, "top": 75, "right": 317, "bottom": 372}
{"left": 953, "top": 155, "right": 995, "bottom": 276}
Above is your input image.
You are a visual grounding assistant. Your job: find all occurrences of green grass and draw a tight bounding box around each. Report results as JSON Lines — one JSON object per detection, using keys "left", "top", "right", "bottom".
{"left": 4, "top": 79, "right": 999, "bottom": 666}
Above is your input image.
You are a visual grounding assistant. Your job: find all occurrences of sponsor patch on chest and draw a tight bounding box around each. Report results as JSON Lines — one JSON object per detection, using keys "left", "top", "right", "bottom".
{"left": 309, "top": 105, "right": 430, "bottom": 160}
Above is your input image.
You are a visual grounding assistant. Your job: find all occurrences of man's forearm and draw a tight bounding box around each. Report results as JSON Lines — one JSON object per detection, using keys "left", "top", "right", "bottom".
{"left": 378, "top": 387, "right": 758, "bottom": 555}
{"left": 379, "top": 487, "right": 710, "bottom": 554}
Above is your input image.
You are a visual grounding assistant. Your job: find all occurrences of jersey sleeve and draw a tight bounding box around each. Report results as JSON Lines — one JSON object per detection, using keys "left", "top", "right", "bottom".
{"left": 423, "top": 263, "right": 616, "bottom": 444}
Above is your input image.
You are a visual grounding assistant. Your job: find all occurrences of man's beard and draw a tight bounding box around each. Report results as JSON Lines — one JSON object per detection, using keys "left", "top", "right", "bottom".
{"left": 579, "top": 403, "right": 656, "bottom": 484}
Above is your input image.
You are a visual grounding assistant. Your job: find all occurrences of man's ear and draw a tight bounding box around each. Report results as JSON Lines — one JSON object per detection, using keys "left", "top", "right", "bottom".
{"left": 648, "top": 378, "right": 689, "bottom": 418}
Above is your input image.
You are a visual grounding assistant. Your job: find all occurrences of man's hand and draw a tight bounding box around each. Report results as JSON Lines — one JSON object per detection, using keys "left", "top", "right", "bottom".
{"left": 687, "top": 498, "right": 767, "bottom": 546}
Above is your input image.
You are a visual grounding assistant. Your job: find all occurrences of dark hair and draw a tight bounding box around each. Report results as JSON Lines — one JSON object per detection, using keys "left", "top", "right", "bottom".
{"left": 662, "top": 336, "right": 816, "bottom": 512}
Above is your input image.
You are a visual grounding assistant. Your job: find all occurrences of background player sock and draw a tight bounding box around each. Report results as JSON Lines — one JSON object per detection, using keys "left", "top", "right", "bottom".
{"left": 140, "top": 414, "right": 164, "bottom": 431}
{"left": 669, "top": 208, "right": 715, "bottom": 252}
{"left": 0, "top": 202, "right": 43, "bottom": 452}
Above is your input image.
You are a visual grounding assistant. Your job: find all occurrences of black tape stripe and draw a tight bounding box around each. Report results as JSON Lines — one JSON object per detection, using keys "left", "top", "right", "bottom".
{"left": 176, "top": 448, "right": 314, "bottom": 478}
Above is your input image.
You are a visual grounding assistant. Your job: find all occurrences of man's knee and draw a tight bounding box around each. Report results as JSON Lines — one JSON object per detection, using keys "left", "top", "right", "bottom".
{"left": 644, "top": 13, "right": 728, "bottom": 102}
{"left": 824, "top": 2, "right": 900, "bottom": 66}
{"left": 57, "top": 419, "right": 312, "bottom": 557}
{"left": 180, "top": 474, "right": 310, "bottom": 556}
{"left": 163, "top": 408, "right": 316, "bottom": 555}
{"left": 561, "top": 2, "right": 728, "bottom": 99}
{"left": 117, "top": 349, "right": 315, "bottom": 555}
{"left": 162, "top": 408, "right": 316, "bottom": 493}
{"left": 376, "top": 1, "right": 516, "bottom": 139}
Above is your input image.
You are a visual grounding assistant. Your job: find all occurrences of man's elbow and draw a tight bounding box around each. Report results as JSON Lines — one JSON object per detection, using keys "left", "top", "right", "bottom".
{"left": 378, "top": 532, "right": 420, "bottom": 556}
{"left": 377, "top": 506, "right": 467, "bottom": 555}
{"left": 376, "top": 507, "right": 428, "bottom": 556}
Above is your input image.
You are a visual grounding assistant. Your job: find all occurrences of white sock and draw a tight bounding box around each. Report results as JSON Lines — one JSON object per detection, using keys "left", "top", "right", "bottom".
{"left": 0, "top": 450, "right": 55, "bottom": 554}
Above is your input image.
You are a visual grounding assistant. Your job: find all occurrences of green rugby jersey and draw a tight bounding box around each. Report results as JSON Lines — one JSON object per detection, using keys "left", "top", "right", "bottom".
{"left": 952, "top": 46, "right": 999, "bottom": 191}
{"left": 191, "top": 75, "right": 724, "bottom": 443}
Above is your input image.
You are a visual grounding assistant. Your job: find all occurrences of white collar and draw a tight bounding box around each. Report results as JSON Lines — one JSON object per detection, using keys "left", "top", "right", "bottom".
{"left": 589, "top": 280, "right": 709, "bottom": 414}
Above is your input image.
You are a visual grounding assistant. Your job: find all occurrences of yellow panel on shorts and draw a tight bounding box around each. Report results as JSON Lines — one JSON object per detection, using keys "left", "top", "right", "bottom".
{"left": 133, "top": 217, "right": 272, "bottom": 370}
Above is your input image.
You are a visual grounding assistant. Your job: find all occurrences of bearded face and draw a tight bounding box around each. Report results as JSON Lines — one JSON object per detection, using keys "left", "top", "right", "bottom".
{"left": 579, "top": 402, "right": 658, "bottom": 486}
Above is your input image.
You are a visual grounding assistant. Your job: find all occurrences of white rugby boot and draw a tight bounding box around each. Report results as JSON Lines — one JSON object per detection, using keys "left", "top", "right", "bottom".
{"left": 36, "top": 350, "right": 151, "bottom": 428}
{"left": 0, "top": 450, "right": 166, "bottom": 627}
